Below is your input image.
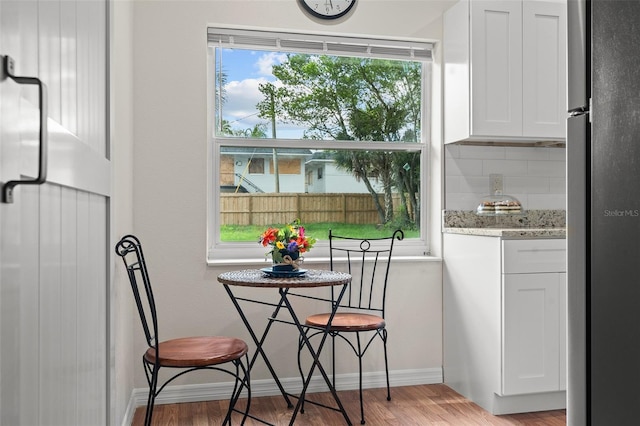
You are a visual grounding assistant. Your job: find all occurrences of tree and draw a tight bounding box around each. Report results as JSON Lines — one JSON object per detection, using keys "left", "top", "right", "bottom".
{"left": 257, "top": 54, "right": 422, "bottom": 226}
{"left": 214, "top": 66, "right": 269, "bottom": 139}
{"left": 218, "top": 120, "right": 268, "bottom": 138}
{"left": 214, "top": 65, "right": 228, "bottom": 134}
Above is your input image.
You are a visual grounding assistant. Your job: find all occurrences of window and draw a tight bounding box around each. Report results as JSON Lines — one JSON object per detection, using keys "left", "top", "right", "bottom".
{"left": 248, "top": 158, "right": 264, "bottom": 174}
{"left": 207, "top": 28, "right": 432, "bottom": 261}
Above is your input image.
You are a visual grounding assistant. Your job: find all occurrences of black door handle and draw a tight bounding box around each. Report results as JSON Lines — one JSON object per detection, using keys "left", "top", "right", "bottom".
{"left": 2, "top": 55, "right": 48, "bottom": 203}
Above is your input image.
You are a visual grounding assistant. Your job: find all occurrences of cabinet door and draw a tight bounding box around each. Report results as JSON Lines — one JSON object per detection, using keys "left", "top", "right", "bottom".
{"left": 471, "top": 1, "right": 523, "bottom": 137}
{"left": 503, "top": 272, "right": 563, "bottom": 395}
{"left": 522, "top": 1, "right": 567, "bottom": 138}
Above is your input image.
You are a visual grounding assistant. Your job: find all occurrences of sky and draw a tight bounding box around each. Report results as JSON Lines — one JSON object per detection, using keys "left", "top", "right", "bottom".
{"left": 218, "top": 47, "right": 304, "bottom": 138}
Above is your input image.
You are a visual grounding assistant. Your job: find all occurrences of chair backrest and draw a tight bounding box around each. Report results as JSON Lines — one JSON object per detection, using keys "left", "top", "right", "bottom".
{"left": 329, "top": 229, "right": 404, "bottom": 318}
{"left": 114, "top": 235, "right": 158, "bottom": 350}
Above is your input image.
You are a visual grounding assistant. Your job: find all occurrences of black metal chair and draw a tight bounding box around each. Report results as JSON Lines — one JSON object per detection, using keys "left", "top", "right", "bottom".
{"left": 115, "top": 235, "right": 250, "bottom": 426}
{"left": 298, "top": 229, "right": 404, "bottom": 425}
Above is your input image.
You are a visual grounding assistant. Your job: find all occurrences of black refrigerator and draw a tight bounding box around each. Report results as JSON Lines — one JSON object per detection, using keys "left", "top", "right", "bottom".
{"left": 567, "top": 0, "right": 640, "bottom": 425}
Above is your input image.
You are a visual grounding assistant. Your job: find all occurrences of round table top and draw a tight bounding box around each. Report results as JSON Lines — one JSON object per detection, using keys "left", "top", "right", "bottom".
{"left": 217, "top": 269, "right": 351, "bottom": 288}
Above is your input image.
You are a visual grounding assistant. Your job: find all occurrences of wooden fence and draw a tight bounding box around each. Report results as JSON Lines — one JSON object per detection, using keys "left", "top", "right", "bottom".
{"left": 221, "top": 193, "right": 404, "bottom": 226}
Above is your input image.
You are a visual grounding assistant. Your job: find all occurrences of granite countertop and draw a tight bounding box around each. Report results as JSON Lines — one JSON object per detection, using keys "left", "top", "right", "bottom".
{"left": 443, "top": 227, "right": 566, "bottom": 239}
{"left": 442, "top": 209, "right": 566, "bottom": 239}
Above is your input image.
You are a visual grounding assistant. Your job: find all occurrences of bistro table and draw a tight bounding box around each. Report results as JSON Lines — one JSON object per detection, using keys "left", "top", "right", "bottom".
{"left": 217, "top": 268, "right": 353, "bottom": 425}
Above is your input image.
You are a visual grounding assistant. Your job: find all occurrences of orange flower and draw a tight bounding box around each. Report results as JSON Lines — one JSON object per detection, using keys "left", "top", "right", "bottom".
{"left": 260, "top": 227, "right": 278, "bottom": 247}
{"left": 296, "top": 236, "right": 308, "bottom": 253}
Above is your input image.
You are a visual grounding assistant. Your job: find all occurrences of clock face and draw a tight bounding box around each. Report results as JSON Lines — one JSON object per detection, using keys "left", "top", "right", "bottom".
{"left": 299, "top": 0, "right": 356, "bottom": 20}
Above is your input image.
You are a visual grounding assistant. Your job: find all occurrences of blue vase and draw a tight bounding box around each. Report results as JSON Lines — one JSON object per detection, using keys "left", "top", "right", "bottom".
{"left": 272, "top": 249, "right": 299, "bottom": 272}
{"left": 272, "top": 263, "right": 294, "bottom": 272}
{"left": 281, "top": 249, "right": 300, "bottom": 260}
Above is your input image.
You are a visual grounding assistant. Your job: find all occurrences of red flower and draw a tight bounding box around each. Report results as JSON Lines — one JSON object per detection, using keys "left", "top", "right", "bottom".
{"left": 260, "top": 227, "right": 278, "bottom": 247}
{"left": 296, "top": 236, "right": 309, "bottom": 252}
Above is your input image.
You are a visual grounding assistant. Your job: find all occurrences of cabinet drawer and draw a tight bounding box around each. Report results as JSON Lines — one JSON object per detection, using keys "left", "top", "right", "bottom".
{"left": 502, "top": 239, "right": 566, "bottom": 273}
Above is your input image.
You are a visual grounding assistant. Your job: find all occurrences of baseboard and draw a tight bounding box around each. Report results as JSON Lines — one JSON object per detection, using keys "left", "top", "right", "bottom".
{"left": 120, "top": 367, "right": 442, "bottom": 426}
{"left": 121, "top": 396, "right": 138, "bottom": 426}
{"left": 492, "top": 390, "right": 566, "bottom": 415}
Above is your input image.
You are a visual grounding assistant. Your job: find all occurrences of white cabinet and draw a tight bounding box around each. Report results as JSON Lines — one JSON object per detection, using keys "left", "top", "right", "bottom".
{"left": 503, "top": 272, "right": 567, "bottom": 394}
{"left": 502, "top": 239, "right": 566, "bottom": 395}
{"left": 443, "top": 234, "right": 566, "bottom": 414}
{"left": 443, "top": 0, "right": 567, "bottom": 144}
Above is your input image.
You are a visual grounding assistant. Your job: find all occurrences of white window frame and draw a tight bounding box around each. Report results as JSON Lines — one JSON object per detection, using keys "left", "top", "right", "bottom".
{"left": 206, "top": 28, "right": 433, "bottom": 264}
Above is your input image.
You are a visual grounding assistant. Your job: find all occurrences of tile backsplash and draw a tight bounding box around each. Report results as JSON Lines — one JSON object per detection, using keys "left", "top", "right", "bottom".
{"left": 445, "top": 144, "right": 566, "bottom": 211}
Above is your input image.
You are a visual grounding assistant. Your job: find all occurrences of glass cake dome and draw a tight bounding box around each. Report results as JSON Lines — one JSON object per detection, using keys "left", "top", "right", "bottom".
{"left": 475, "top": 192, "right": 524, "bottom": 216}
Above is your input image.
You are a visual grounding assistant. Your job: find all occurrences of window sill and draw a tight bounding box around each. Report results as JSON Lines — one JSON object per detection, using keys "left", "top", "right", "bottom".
{"left": 206, "top": 254, "right": 441, "bottom": 267}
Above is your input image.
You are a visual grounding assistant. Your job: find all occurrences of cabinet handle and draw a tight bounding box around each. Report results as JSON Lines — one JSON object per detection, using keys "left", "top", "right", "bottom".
{"left": 1, "top": 55, "right": 48, "bottom": 203}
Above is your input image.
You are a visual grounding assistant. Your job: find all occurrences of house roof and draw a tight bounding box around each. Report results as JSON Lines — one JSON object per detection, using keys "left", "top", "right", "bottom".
{"left": 305, "top": 151, "right": 336, "bottom": 165}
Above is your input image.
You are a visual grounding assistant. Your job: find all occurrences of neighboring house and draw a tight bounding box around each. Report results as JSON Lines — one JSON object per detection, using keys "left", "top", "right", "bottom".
{"left": 305, "top": 155, "right": 383, "bottom": 194}
{"left": 221, "top": 147, "right": 381, "bottom": 194}
{"left": 220, "top": 147, "right": 311, "bottom": 193}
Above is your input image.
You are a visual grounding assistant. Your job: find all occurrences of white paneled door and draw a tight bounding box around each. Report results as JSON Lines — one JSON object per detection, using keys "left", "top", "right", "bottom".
{"left": 0, "top": 1, "right": 110, "bottom": 425}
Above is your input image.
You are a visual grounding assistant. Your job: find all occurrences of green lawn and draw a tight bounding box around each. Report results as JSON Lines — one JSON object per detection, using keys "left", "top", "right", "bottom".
{"left": 221, "top": 223, "right": 419, "bottom": 242}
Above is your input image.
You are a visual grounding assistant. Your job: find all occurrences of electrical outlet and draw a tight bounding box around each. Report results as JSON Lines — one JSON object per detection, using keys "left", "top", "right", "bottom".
{"left": 490, "top": 174, "right": 503, "bottom": 195}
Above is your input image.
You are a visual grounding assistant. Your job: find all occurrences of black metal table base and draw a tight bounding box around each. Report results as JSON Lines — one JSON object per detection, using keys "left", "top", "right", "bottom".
{"left": 222, "top": 283, "right": 352, "bottom": 426}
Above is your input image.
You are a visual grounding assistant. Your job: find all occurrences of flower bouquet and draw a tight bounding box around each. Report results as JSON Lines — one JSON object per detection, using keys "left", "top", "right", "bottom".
{"left": 259, "top": 219, "right": 316, "bottom": 271}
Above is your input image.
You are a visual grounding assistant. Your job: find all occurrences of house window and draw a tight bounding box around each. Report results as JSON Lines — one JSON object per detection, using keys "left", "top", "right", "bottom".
{"left": 207, "top": 28, "right": 432, "bottom": 261}
{"left": 248, "top": 158, "right": 264, "bottom": 174}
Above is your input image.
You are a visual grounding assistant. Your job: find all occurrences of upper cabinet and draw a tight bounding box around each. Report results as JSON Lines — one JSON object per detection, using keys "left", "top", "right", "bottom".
{"left": 444, "top": 0, "right": 567, "bottom": 144}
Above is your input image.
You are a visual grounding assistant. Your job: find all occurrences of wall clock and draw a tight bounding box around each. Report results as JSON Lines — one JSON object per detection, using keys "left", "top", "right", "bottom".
{"left": 299, "top": 0, "right": 356, "bottom": 20}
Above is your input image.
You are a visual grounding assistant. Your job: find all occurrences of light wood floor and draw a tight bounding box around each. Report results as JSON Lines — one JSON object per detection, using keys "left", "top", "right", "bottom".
{"left": 132, "top": 384, "right": 566, "bottom": 425}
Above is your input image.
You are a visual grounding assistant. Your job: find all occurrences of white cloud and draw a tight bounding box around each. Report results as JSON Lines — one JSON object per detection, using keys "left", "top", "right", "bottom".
{"left": 222, "top": 51, "right": 303, "bottom": 136}
{"left": 256, "top": 52, "right": 287, "bottom": 76}
{"left": 224, "top": 78, "right": 269, "bottom": 126}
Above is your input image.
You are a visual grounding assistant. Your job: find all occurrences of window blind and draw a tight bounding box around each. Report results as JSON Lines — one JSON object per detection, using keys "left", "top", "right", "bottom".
{"left": 207, "top": 27, "right": 433, "bottom": 61}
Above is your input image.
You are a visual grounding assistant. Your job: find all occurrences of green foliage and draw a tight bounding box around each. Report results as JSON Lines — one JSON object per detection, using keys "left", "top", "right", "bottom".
{"left": 218, "top": 120, "right": 268, "bottom": 138}
{"left": 384, "top": 205, "right": 418, "bottom": 232}
{"left": 259, "top": 54, "right": 422, "bottom": 142}
{"left": 254, "top": 53, "right": 423, "bottom": 227}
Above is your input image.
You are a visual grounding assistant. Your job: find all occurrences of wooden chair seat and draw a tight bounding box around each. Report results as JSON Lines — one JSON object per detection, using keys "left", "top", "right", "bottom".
{"left": 144, "top": 336, "right": 249, "bottom": 368}
{"left": 305, "top": 312, "right": 385, "bottom": 331}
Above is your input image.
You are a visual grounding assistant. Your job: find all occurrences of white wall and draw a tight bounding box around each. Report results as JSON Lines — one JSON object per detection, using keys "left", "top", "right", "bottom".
{"left": 445, "top": 144, "right": 567, "bottom": 210}
{"left": 111, "top": 0, "right": 136, "bottom": 424}
{"left": 118, "top": 0, "right": 449, "bottom": 412}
